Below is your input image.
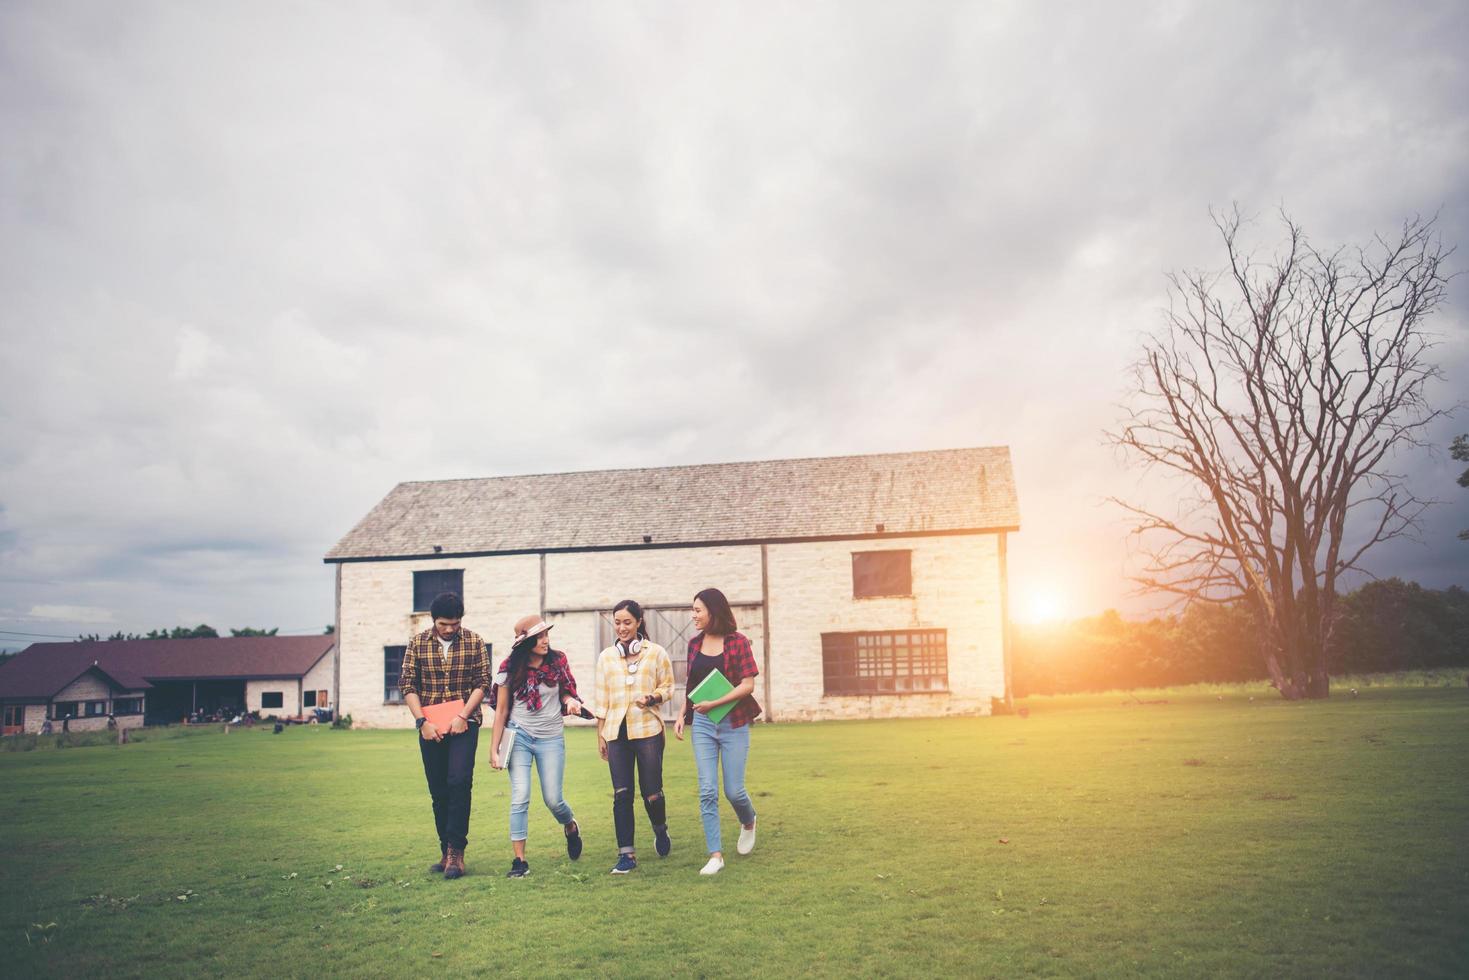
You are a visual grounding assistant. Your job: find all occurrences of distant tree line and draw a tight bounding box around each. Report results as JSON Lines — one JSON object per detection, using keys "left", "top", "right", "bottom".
{"left": 76, "top": 625, "right": 283, "bottom": 641}
{"left": 1014, "top": 579, "right": 1469, "bottom": 696}
{"left": 73, "top": 624, "right": 334, "bottom": 642}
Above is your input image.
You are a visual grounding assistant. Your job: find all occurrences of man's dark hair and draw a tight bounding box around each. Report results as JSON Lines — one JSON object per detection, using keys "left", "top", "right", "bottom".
{"left": 430, "top": 592, "right": 464, "bottom": 620}
{"left": 694, "top": 587, "right": 737, "bottom": 635}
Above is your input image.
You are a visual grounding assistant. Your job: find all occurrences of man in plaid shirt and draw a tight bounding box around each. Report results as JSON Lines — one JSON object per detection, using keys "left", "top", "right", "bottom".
{"left": 400, "top": 591, "right": 491, "bottom": 879}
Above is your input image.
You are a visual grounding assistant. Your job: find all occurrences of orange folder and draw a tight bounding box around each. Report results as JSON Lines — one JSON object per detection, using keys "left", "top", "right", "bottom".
{"left": 422, "top": 699, "right": 467, "bottom": 732}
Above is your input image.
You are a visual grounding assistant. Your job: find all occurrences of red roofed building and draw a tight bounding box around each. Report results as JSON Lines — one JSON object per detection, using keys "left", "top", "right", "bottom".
{"left": 0, "top": 635, "right": 335, "bottom": 734}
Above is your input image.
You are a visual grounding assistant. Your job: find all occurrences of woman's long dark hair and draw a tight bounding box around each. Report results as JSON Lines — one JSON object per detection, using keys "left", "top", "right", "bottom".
{"left": 694, "top": 587, "right": 737, "bottom": 636}
{"left": 506, "top": 634, "right": 547, "bottom": 694}
{"left": 612, "top": 599, "right": 650, "bottom": 641}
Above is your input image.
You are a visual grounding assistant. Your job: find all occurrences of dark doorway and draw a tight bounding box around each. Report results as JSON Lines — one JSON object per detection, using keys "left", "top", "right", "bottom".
{"left": 144, "top": 680, "right": 246, "bottom": 725}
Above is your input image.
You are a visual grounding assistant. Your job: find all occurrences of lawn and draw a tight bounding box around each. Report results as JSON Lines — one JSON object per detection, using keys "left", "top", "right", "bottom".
{"left": 2, "top": 686, "right": 1467, "bottom": 978}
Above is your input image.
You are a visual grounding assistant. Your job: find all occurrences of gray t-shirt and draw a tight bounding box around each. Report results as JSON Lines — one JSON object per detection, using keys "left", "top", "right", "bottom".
{"left": 494, "top": 670, "right": 564, "bottom": 739}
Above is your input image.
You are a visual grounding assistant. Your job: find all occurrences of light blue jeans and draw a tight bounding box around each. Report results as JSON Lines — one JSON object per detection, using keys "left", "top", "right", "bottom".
{"left": 506, "top": 725, "right": 575, "bottom": 842}
{"left": 692, "top": 713, "right": 757, "bottom": 853}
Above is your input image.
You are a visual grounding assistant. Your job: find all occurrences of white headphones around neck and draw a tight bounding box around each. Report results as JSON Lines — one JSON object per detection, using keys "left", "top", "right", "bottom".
{"left": 615, "top": 637, "right": 644, "bottom": 658}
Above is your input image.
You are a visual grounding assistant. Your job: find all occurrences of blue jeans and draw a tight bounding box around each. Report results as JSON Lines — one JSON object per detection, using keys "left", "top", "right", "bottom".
{"left": 692, "top": 713, "right": 757, "bottom": 853}
{"left": 506, "top": 725, "right": 575, "bottom": 842}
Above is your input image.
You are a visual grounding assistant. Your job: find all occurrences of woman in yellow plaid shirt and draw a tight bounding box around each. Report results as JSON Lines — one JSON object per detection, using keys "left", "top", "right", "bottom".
{"left": 593, "top": 599, "right": 675, "bottom": 874}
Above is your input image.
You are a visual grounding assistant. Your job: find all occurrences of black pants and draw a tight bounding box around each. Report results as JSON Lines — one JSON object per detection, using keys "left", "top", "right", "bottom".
{"left": 607, "top": 724, "right": 666, "bottom": 853}
{"left": 419, "top": 724, "right": 480, "bottom": 851}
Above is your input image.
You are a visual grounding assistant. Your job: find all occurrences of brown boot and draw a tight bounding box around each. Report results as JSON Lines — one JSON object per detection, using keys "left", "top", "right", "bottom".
{"left": 429, "top": 845, "right": 447, "bottom": 874}
{"left": 443, "top": 847, "right": 465, "bottom": 879}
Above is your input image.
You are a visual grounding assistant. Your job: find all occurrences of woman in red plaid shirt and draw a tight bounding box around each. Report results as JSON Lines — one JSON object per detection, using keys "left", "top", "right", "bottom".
{"left": 674, "top": 587, "right": 761, "bottom": 876}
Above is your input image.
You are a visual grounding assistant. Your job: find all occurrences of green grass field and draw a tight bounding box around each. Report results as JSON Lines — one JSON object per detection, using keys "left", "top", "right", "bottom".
{"left": 3, "top": 686, "right": 1467, "bottom": 978}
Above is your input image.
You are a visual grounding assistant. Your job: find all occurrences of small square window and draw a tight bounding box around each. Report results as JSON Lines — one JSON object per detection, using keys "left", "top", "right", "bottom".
{"left": 304, "top": 690, "right": 317, "bottom": 708}
{"left": 852, "top": 551, "right": 912, "bottom": 598}
{"left": 414, "top": 570, "right": 464, "bottom": 612}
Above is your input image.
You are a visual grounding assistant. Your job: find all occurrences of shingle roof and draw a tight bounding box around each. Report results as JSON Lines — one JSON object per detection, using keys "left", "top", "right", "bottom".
{"left": 325, "top": 446, "right": 1019, "bottom": 561}
{"left": 0, "top": 636, "right": 335, "bottom": 700}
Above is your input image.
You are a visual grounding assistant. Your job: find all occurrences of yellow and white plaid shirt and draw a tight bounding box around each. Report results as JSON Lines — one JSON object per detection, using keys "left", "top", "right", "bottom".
{"left": 593, "top": 641, "right": 674, "bottom": 741}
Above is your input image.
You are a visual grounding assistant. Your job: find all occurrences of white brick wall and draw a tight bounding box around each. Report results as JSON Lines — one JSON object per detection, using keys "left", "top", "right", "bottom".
{"left": 764, "top": 535, "right": 1004, "bottom": 721}
{"left": 302, "top": 650, "right": 334, "bottom": 712}
{"left": 247, "top": 679, "right": 296, "bottom": 717}
{"left": 338, "top": 554, "right": 539, "bottom": 728}
{"left": 337, "top": 532, "right": 1006, "bottom": 727}
{"left": 54, "top": 672, "right": 114, "bottom": 703}
{"left": 545, "top": 547, "right": 763, "bottom": 609}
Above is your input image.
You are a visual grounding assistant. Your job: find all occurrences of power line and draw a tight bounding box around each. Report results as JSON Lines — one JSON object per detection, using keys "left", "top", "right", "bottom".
{"left": 0, "top": 628, "right": 78, "bottom": 639}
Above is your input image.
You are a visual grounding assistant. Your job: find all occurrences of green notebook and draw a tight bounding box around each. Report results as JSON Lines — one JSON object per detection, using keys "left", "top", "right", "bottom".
{"left": 687, "top": 667, "right": 737, "bottom": 724}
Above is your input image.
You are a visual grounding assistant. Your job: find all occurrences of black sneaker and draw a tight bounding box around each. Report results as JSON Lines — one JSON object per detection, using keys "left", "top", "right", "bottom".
{"left": 565, "top": 821, "right": 583, "bottom": 861}
{"left": 610, "top": 854, "right": 637, "bottom": 875}
{"left": 654, "top": 825, "right": 671, "bottom": 857}
{"left": 507, "top": 858, "right": 530, "bottom": 878}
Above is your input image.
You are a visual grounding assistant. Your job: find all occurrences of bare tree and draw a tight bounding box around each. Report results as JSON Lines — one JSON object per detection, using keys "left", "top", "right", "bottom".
{"left": 1109, "top": 208, "right": 1454, "bottom": 699}
{"left": 1453, "top": 434, "right": 1469, "bottom": 541}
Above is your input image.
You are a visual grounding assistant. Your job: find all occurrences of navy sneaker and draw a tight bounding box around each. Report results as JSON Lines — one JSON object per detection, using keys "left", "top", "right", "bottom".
{"left": 507, "top": 858, "right": 530, "bottom": 878}
{"left": 654, "top": 825, "right": 671, "bottom": 858}
{"left": 609, "top": 854, "right": 637, "bottom": 875}
{"left": 565, "top": 821, "right": 583, "bottom": 861}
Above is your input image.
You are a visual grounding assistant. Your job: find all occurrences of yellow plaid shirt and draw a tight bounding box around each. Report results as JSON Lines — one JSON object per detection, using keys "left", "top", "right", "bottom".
{"left": 593, "top": 642, "right": 674, "bottom": 741}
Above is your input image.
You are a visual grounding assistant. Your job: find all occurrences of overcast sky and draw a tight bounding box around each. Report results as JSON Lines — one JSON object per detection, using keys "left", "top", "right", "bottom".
{"left": 2, "top": 1, "right": 1466, "bottom": 647}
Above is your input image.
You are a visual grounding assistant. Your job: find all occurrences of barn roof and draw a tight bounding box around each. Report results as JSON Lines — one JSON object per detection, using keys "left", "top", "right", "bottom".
{"left": 0, "top": 636, "right": 335, "bottom": 700}
{"left": 325, "top": 446, "right": 1020, "bottom": 562}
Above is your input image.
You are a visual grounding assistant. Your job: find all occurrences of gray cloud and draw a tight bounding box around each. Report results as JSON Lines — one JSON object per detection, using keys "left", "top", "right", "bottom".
{"left": 1, "top": 1, "right": 1466, "bottom": 643}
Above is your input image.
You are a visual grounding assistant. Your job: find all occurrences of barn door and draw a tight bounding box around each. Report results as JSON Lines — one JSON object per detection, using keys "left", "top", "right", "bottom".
{"left": 596, "top": 607, "right": 698, "bottom": 722}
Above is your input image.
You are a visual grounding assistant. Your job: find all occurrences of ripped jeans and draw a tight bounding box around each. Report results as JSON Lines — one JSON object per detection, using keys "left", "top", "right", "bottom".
{"left": 606, "top": 724, "right": 666, "bottom": 854}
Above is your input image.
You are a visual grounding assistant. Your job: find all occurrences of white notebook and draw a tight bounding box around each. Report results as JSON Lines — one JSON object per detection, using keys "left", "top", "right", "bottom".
{"left": 496, "top": 725, "right": 518, "bottom": 769}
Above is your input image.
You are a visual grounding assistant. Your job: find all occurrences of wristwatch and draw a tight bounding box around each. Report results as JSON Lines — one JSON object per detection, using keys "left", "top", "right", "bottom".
{"left": 415, "top": 716, "right": 427, "bottom": 729}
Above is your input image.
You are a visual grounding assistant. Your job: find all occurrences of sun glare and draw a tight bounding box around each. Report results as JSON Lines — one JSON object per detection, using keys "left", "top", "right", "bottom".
{"left": 1020, "top": 589, "right": 1066, "bottom": 625}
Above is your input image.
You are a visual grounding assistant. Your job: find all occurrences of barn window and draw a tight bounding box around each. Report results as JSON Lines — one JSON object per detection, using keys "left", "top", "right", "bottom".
{"left": 261, "top": 691, "right": 284, "bottom": 710}
{"left": 114, "top": 698, "right": 143, "bottom": 715}
{"left": 413, "top": 569, "right": 464, "bottom": 612}
{"left": 52, "top": 701, "right": 80, "bottom": 719}
{"left": 304, "top": 690, "right": 317, "bottom": 708}
{"left": 821, "top": 629, "right": 948, "bottom": 695}
{"left": 852, "top": 551, "right": 912, "bottom": 598}
{"left": 86, "top": 700, "right": 107, "bottom": 716}
{"left": 384, "top": 646, "right": 407, "bottom": 703}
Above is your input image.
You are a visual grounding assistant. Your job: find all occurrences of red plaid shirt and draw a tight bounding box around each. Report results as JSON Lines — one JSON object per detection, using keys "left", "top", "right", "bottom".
{"left": 488, "top": 649, "right": 582, "bottom": 715}
{"left": 682, "top": 630, "right": 762, "bottom": 728}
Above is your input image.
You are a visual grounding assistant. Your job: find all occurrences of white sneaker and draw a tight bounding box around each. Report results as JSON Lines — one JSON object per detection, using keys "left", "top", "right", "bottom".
{"left": 699, "top": 856, "right": 724, "bottom": 876}
{"left": 737, "top": 818, "right": 757, "bottom": 855}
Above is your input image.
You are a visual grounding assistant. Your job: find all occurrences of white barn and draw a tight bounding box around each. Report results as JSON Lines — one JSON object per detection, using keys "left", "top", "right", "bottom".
{"left": 325, "top": 447, "right": 1020, "bottom": 728}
